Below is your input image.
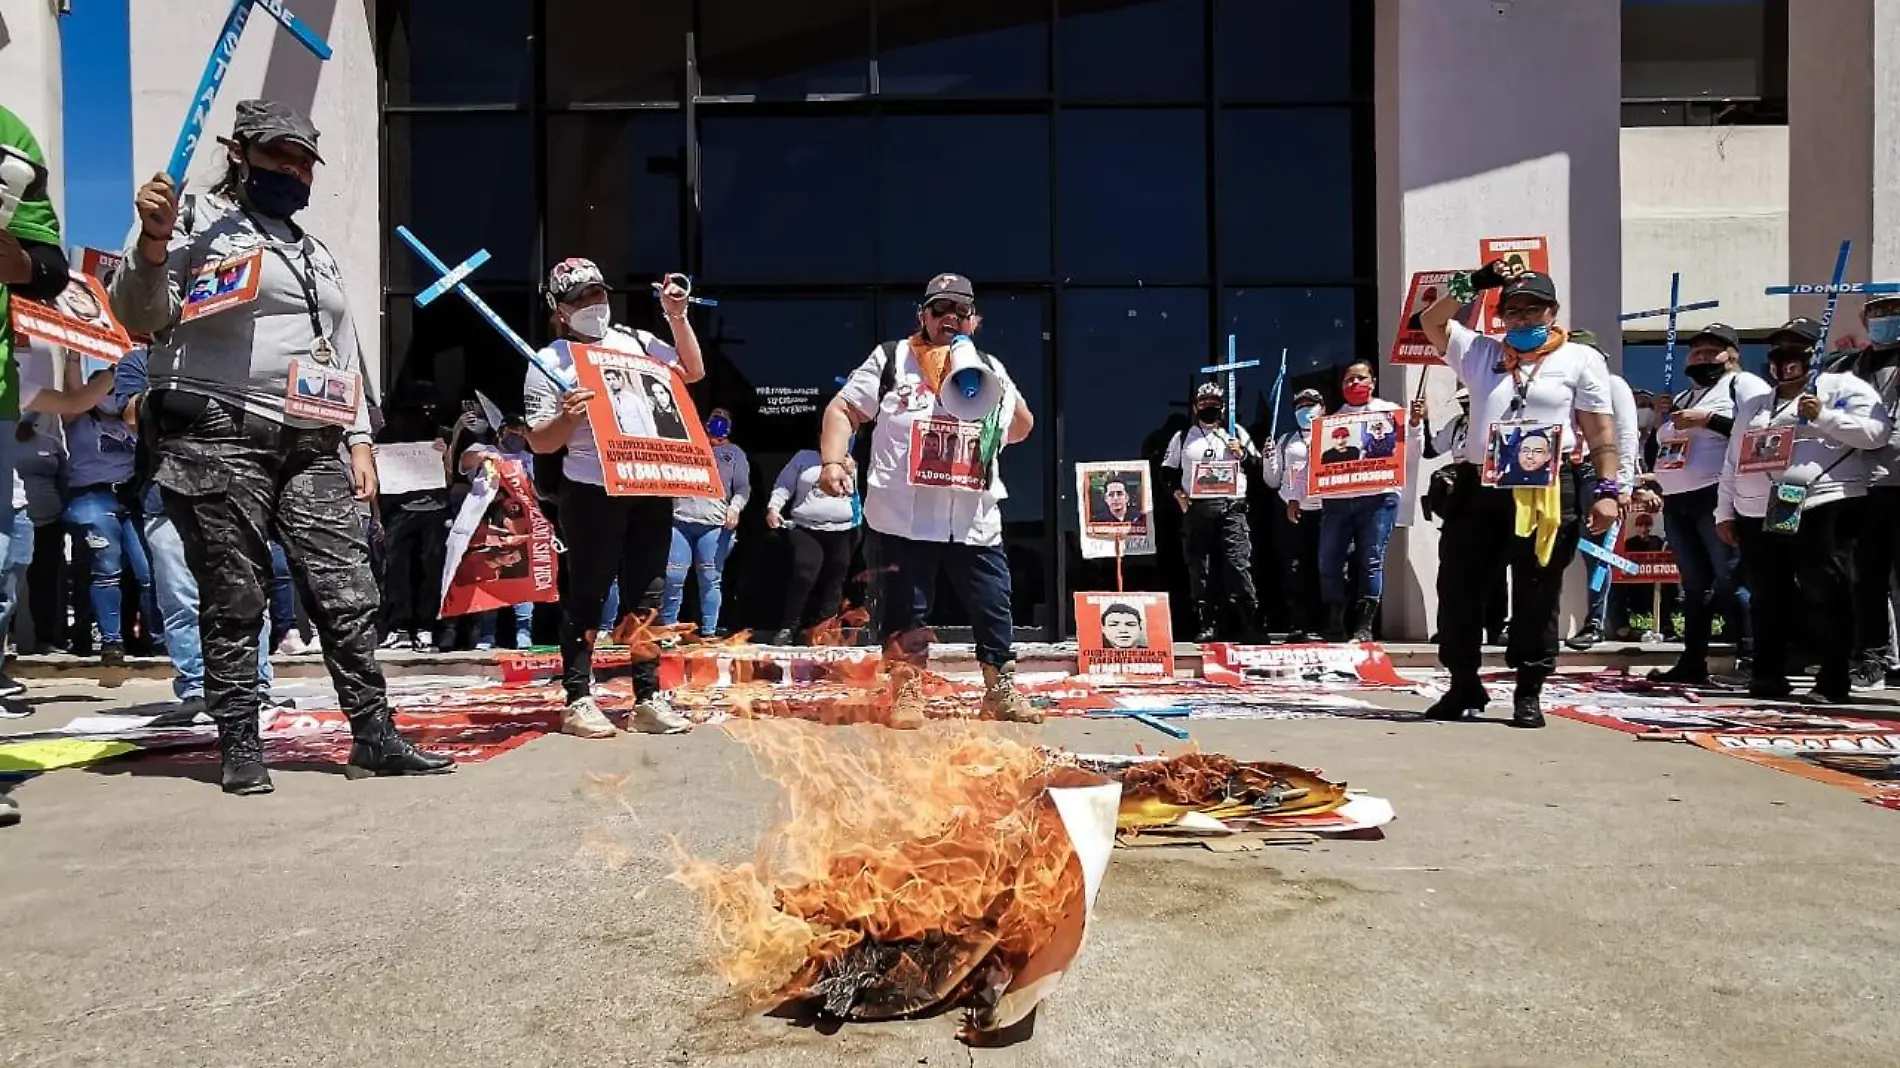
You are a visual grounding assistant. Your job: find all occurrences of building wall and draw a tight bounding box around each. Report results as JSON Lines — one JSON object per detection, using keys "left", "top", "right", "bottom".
{"left": 0, "top": 0, "right": 66, "bottom": 222}
{"left": 1787, "top": 0, "right": 1874, "bottom": 338}
{"left": 1620, "top": 126, "right": 1789, "bottom": 334}
{"left": 128, "top": 0, "right": 383, "bottom": 385}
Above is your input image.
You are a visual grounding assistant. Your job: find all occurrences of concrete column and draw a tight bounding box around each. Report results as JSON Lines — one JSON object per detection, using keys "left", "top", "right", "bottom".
{"left": 129, "top": 0, "right": 382, "bottom": 386}
{"left": 0, "top": 0, "right": 65, "bottom": 222}
{"left": 1375, "top": 0, "right": 1623, "bottom": 642}
{"left": 1786, "top": 0, "right": 1879, "bottom": 339}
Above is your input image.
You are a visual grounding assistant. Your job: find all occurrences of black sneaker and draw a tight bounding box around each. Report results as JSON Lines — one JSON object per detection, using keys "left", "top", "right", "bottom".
{"left": 1647, "top": 662, "right": 1710, "bottom": 685}
{"left": 1564, "top": 626, "right": 1603, "bottom": 651}
{"left": 1748, "top": 679, "right": 1794, "bottom": 700}
{"left": 99, "top": 643, "right": 127, "bottom": 667}
{"left": 0, "top": 673, "right": 25, "bottom": 699}
{"left": 148, "top": 696, "right": 208, "bottom": 728}
{"left": 0, "top": 791, "right": 19, "bottom": 828}
{"left": 1510, "top": 690, "right": 1547, "bottom": 729}
{"left": 1850, "top": 660, "right": 1886, "bottom": 692}
{"left": 1803, "top": 683, "right": 1852, "bottom": 706}
{"left": 1424, "top": 685, "right": 1488, "bottom": 721}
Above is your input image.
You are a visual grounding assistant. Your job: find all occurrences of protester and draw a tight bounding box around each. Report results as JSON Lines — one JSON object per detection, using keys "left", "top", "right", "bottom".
{"left": 523, "top": 257, "right": 704, "bottom": 739}
{"left": 1315, "top": 361, "right": 1416, "bottom": 642}
{"left": 1716, "top": 317, "right": 1891, "bottom": 703}
{"left": 661, "top": 407, "right": 748, "bottom": 636}
{"left": 374, "top": 384, "right": 450, "bottom": 651}
{"left": 766, "top": 447, "right": 860, "bottom": 644}
{"left": 110, "top": 99, "right": 453, "bottom": 793}
{"left": 1161, "top": 381, "right": 1260, "bottom": 642}
{"left": 1261, "top": 389, "right": 1324, "bottom": 641}
{"left": 1834, "top": 295, "right": 1900, "bottom": 688}
{"left": 61, "top": 356, "right": 155, "bottom": 664}
{"left": 818, "top": 272, "right": 1041, "bottom": 721}
{"left": 1633, "top": 324, "right": 1767, "bottom": 680}
{"left": 1422, "top": 386, "right": 1509, "bottom": 646}
{"left": 1563, "top": 329, "right": 1640, "bottom": 651}
{"left": 1418, "top": 266, "right": 1622, "bottom": 727}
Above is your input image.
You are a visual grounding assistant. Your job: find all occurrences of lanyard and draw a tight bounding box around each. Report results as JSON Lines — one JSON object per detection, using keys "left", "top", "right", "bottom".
{"left": 1504, "top": 354, "right": 1547, "bottom": 419}
{"left": 240, "top": 209, "right": 326, "bottom": 348}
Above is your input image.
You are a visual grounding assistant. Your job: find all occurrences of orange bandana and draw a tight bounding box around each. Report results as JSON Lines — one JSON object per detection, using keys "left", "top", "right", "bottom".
{"left": 1501, "top": 325, "right": 1569, "bottom": 372}
{"left": 909, "top": 332, "right": 951, "bottom": 394}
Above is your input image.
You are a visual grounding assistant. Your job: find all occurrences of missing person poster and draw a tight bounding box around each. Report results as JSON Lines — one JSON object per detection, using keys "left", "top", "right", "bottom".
{"left": 10, "top": 271, "right": 133, "bottom": 364}
{"left": 1738, "top": 427, "right": 1794, "bottom": 475}
{"left": 1076, "top": 461, "right": 1156, "bottom": 560}
{"left": 569, "top": 341, "right": 724, "bottom": 500}
{"left": 1390, "top": 270, "right": 1457, "bottom": 366}
{"left": 1477, "top": 235, "right": 1550, "bottom": 335}
{"left": 1306, "top": 411, "right": 1407, "bottom": 497}
{"left": 439, "top": 449, "right": 560, "bottom": 618}
{"left": 909, "top": 417, "right": 988, "bottom": 491}
{"left": 1187, "top": 459, "right": 1241, "bottom": 499}
{"left": 1610, "top": 508, "right": 1679, "bottom": 585}
{"left": 1483, "top": 421, "right": 1563, "bottom": 488}
{"left": 1075, "top": 591, "right": 1175, "bottom": 681}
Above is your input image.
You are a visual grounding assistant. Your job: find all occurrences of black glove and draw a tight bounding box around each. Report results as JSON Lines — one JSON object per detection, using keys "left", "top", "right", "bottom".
{"left": 1467, "top": 258, "right": 1522, "bottom": 292}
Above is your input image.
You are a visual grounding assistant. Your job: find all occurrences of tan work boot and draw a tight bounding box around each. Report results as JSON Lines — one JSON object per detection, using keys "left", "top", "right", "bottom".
{"left": 886, "top": 665, "right": 927, "bottom": 730}
{"left": 981, "top": 661, "right": 1043, "bottom": 724}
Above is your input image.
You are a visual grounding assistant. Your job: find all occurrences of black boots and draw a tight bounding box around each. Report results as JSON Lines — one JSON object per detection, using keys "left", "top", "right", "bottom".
{"left": 768, "top": 629, "right": 796, "bottom": 646}
{"left": 217, "top": 716, "right": 274, "bottom": 796}
{"left": 344, "top": 714, "right": 456, "bottom": 780}
{"left": 1321, "top": 603, "right": 1348, "bottom": 643}
{"left": 1510, "top": 673, "right": 1547, "bottom": 728}
{"left": 1351, "top": 598, "right": 1378, "bottom": 643}
{"left": 1425, "top": 677, "right": 1489, "bottom": 721}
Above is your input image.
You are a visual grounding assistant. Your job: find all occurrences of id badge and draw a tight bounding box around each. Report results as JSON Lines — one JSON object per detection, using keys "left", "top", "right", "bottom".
{"left": 1764, "top": 480, "right": 1808, "bottom": 535}
{"left": 1483, "top": 420, "right": 1563, "bottom": 488}
{"left": 181, "top": 248, "right": 264, "bottom": 322}
{"left": 1654, "top": 439, "right": 1688, "bottom": 473}
{"left": 1738, "top": 427, "right": 1794, "bottom": 475}
{"left": 283, "top": 357, "right": 362, "bottom": 427}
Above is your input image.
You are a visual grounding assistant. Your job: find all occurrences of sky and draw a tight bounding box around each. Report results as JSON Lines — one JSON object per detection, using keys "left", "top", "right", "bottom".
{"left": 59, "top": 1, "right": 134, "bottom": 255}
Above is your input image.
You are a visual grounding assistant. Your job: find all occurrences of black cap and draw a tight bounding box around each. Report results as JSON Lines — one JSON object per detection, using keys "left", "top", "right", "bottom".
{"left": 1687, "top": 323, "right": 1741, "bottom": 350}
{"left": 225, "top": 99, "right": 324, "bottom": 163}
{"left": 1769, "top": 317, "right": 1821, "bottom": 346}
{"left": 1496, "top": 272, "right": 1559, "bottom": 306}
{"left": 923, "top": 273, "right": 975, "bottom": 306}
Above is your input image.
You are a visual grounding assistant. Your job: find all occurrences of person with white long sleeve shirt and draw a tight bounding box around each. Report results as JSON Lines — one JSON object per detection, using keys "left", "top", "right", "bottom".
{"left": 1832, "top": 294, "right": 1900, "bottom": 688}
{"left": 1716, "top": 317, "right": 1891, "bottom": 703}
{"left": 1262, "top": 389, "right": 1324, "bottom": 640}
{"left": 1314, "top": 360, "right": 1422, "bottom": 641}
{"left": 765, "top": 447, "right": 862, "bottom": 644}
{"left": 1565, "top": 331, "right": 1642, "bottom": 649}
{"left": 661, "top": 407, "right": 749, "bottom": 635}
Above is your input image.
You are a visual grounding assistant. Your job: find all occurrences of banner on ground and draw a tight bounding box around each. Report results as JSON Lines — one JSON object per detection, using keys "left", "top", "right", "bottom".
{"left": 9, "top": 271, "right": 134, "bottom": 364}
{"left": 1390, "top": 270, "right": 1458, "bottom": 365}
{"left": 569, "top": 340, "right": 724, "bottom": 499}
{"left": 1306, "top": 410, "right": 1408, "bottom": 497}
{"left": 439, "top": 448, "right": 561, "bottom": 619}
{"left": 1075, "top": 591, "right": 1175, "bottom": 680}
{"left": 1200, "top": 641, "right": 1408, "bottom": 687}
{"left": 1076, "top": 460, "right": 1156, "bottom": 560}
{"left": 1686, "top": 730, "right": 1900, "bottom": 811}
{"left": 1477, "top": 235, "right": 1550, "bottom": 335}
{"left": 1610, "top": 506, "right": 1679, "bottom": 584}
{"left": 1550, "top": 704, "right": 1893, "bottom": 737}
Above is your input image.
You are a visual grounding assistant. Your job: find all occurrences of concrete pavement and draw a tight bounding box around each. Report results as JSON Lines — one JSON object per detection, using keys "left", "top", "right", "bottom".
{"left": 3, "top": 677, "right": 1895, "bottom": 1068}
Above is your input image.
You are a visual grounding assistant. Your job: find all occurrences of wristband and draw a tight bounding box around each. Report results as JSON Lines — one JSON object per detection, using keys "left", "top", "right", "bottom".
{"left": 1592, "top": 479, "right": 1620, "bottom": 500}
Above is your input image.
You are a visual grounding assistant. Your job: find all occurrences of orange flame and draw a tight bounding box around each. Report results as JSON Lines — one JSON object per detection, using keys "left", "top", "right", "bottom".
{"left": 805, "top": 605, "right": 872, "bottom": 648}
{"left": 670, "top": 720, "right": 1090, "bottom": 1017}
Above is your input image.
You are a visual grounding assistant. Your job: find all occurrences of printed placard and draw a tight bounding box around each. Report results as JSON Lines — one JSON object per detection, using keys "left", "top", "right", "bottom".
{"left": 569, "top": 341, "right": 724, "bottom": 500}
{"left": 440, "top": 450, "right": 561, "bottom": 618}
{"left": 1306, "top": 410, "right": 1408, "bottom": 497}
{"left": 1390, "top": 270, "right": 1457, "bottom": 365}
{"left": 1483, "top": 421, "right": 1563, "bottom": 488}
{"left": 181, "top": 247, "right": 264, "bottom": 322}
{"left": 373, "top": 441, "right": 450, "bottom": 496}
{"left": 1477, "top": 235, "right": 1550, "bottom": 335}
{"left": 1610, "top": 507, "right": 1679, "bottom": 585}
{"left": 1653, "top": 436, "right": 1689, "bottom": 473}
{"left": 282, "top": 358, "right": 361, "bottom": 427}
{"left": 1075, "top": 591, "right": 1175, "bottom": 681}
{"left": 1076, "top": 461, "right": 1156, "bottom": 561}
{"left": 1187, "top": 459, "right": 1241, "bottom": 499}
{"left": 9, "top": 271, "right": 134, "bottom": 364}
{"left": 1738, "top": 427, "right": 1794, "bottom": 475}
{"left": 908, "top": 416, "right": 988, "bottom": 492}
{"left": 76, "top": 247, "right": 124, "bottom": 283}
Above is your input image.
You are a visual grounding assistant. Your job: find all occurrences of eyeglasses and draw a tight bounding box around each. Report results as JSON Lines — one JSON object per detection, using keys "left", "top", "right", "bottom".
{"left": 925, "top": 302, "right": 971, "bottom": 319}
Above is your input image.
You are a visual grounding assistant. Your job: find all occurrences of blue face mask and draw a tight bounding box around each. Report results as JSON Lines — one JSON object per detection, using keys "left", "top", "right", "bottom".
{"left": 706, "top": 414, "right": 731, "bottom": 439}
{"left": 1505, "top": 324, "right": 1551, "bottom": 351}
{"left": 1294, "top": 407, "right": 1318, "bottom": 431}
{"left": 1871, "top": 317, "right": 1900, "bottom": 347}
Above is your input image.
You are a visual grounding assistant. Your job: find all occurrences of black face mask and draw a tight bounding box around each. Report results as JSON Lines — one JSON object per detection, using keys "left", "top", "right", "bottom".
{"left": 1195, "top": 404, "right": 1222, "bottom": 424}
{"left": 244, "top": 165, "right": 312, "bottom": 219}
{"left": 1767, "top": 354, "right": 1810, "bottom": 385}
{"left": 1683, "top": 363, "right": 1727, "bottom": 387}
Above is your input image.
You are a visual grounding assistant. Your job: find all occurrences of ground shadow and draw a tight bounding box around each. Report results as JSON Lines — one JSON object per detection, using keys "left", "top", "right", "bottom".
{"left": 82, "top": 756, "right": 351, "bottom": 785}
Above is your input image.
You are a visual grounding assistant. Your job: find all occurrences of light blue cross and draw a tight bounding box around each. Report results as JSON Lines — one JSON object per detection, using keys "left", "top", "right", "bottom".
{"left": 395, "top": 225, "right": 568, "bottom": 393}
{"left": 168, "top": 0, "right": 333, "bottom": 184}
{"left": 1199, "top": 335, "right": 1261, "bottom": 439}
{"left": 1619, "top": 272, "right": 1719, "bottom": 394}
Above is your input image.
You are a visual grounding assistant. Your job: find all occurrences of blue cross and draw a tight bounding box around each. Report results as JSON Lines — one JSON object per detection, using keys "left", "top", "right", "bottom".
{"left": 169, "top": 0, "right": 333, "bottom": 184}
{"left": 1618, "top": 272, "right": 1719, "bottom": 394}
{"left": 1765, "top": 239, "right": 1900, "bottom": 355}
{"left": 1199, "top": 335, "right": 1261, "bottom": 438}
{"left": 395, "top": 225, "right": 569, "bottom": 393}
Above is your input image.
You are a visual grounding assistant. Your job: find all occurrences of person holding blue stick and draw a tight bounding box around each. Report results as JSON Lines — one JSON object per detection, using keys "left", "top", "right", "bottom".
{"left": 1834, "top": 294, "right": 1900, "bottom": 689}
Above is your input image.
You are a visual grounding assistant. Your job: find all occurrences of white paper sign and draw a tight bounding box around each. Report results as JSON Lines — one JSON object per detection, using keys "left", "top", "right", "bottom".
{"left": 373, "top": 442, "right": 449, "bottom": 496}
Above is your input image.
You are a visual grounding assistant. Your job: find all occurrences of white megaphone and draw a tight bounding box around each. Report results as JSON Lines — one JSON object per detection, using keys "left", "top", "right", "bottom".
{"left": 938, "top": 334, "right": 1004, "bottom": 421}
{"left": 0, "top": 146, "right": 42, "bottom": 231}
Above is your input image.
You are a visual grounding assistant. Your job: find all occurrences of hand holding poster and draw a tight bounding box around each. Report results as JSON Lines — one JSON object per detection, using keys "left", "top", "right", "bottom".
{"left": 1075, "top": 592, "right": 1175, "bottom": 680}
{"left": 569, "top": 341, "right": 725, "bottom": 500}
{"left": 10, "top": 272, "right": 134, "bottom": 364}
{"left": 1306, "top": 411, "right": 1408, "bottom": 498}
{"left": 1477, "top": 236, "right": 1550, "bottom": 335}
{"left": 372, "top": 441, "right": 450, "bottom": 496}
{"left": 440, "top": 449, "right": 560, "bottom": 618}
{"left": 1076, "top": 461, "right": 1156, "bottom": 560}
{"left": 1610, "top": 506, "right": 1679, "bottom": 584}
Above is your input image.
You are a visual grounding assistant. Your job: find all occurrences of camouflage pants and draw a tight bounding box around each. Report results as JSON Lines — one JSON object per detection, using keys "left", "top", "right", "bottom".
{"left": 150, "top": 392, "right": 388, "bottom": 730}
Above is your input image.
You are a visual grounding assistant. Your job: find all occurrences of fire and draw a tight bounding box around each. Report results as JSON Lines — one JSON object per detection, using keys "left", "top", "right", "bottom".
{"left": 805, "top": 605, "right": 872, "bottom": 648}
{"left": 609, "top": 610, "right": 752, "bottom": 660}
{"left": 670, "top": 720, "right": 1099, "bottom": 1028}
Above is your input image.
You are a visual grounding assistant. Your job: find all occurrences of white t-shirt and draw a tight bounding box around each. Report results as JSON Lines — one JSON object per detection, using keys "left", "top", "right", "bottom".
{"left": 1573, "top": 373, "right": 1640, "bottom": 492}
{"left": 1263, "top": 428, "right": 1321, "bottom": 512}
{"left": 1163, "top": 423, "right": 1256, "bottom": 498}
{"left": 1652, "top": 370, "right": 1772, "bottom": 496}
{"left": 1443, "top": 322, "right": 1614, "bottom": 468}
{"left": 522, "top": 326, "right": 679, "bottom": 488}
{"left": 1716, "top": 373, "right": 1891, "bottom": 521}
{"left": 836, "top": 339, "right": 1019, "bottom": 547}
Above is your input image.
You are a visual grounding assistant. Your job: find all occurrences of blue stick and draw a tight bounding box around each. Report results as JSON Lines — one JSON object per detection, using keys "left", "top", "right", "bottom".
{"left": 1267, "top": 347, "right": 1288, "bottom": 441}
{"left": 1764, "top": 282, "right": 1900, "bottom": 297}
{"left": 166, "top": 0, "right": 333, "bottom": 186}
{"left": 395, "top": 226, "right": 568, "bottom": 394}
{"left": 1812, "top": 239, "right": 1854, "bottom": 361}
{"left": 1579, "top": 535, "right": 1639, "bottom": 577}
{"left": 1589, "top": 521, "right": 1622, "bottom": 593}
{"left": 1619, "top": 300, "right": 1720, "bottom": 322}
{"left": 1663, "top": 272, "right": 1682, "bottom": 394}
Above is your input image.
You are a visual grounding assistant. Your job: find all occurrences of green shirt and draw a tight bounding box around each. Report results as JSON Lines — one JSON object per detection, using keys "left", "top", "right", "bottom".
{"left": 0, "top": 105, "right": 61, "bottom": 421}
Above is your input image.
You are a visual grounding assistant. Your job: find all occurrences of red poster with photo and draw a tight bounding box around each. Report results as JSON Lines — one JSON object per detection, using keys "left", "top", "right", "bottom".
{"left": 440, "top": 452, "right": 561, "bottom": 618}
{"left": 1477, "top": 235, "right": 1550, "bottom": 335}
{"left": 568, "top": 341, "right": 724, "bottom": 500}
{"left": 1610, "top": 508, "right": 1679, "bottom": 585}
{"left": 1075, "top": 592, "right": 1175, "bottom": 681}
{"left": 1737, "top": 427, "right": 1794, "bottom": 475}
{"left": 1306, "top": 411, "right": 1408, "bottom": 498}
{"left": 1390, "top": 270, "right": 1458, "bottom": 365}
{"left": 908, "top": 417, "right": 988, "bottom": 491}
{"left": 10, "top": 271, "right": 134, "bottom": 364}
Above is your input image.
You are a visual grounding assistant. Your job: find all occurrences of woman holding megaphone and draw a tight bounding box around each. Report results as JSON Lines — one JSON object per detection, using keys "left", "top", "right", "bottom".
{"left": 817, "top": 273, "right": 1041, "bottom": 722}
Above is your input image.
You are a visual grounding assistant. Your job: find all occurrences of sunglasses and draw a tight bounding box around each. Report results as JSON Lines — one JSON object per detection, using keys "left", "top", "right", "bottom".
{"left": 925, "top": 302, "right": 971, "bottom": 319}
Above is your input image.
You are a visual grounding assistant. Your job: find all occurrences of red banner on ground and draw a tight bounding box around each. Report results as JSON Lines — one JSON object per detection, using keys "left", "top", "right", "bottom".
{"left": 1685, "top": 730, "right": 1900, "bottom": 811}
{"left": 1200, "top": 642, "right": 1407, "bottom": 687}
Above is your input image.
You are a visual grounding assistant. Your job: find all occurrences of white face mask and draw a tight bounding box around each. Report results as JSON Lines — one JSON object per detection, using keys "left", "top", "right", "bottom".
{"left": 565, "top": 303, "right": 610, "bottom": 340}
{"left": 1637, "top": 410, "right": 1658, "bottom": 433}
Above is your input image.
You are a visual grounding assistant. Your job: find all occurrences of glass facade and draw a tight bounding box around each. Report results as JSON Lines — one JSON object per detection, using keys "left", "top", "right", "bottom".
{"left": 377, "top": 0, "right": 1375, "bottom": 640}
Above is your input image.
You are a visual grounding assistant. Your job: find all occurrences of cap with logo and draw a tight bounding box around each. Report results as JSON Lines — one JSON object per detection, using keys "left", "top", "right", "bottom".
{"left": 1195, "top": 381, "right": 1225, "bottom": 401}
{"left": 923, "top": 273, "right": 975, "bottom": 306}
{"left": 546, "top": 258, "right": 611, "bottom": 305}
{"left": 222, "top": 99, "right": 324, "bottom": 163}
{"left": 1293, "top": 388, "right": 1324, "bottom": 406}
{"left": 1495, "top": 271, "right": 1559, "bottom": 306}
{"left": 1769, "top": 317, "right": 1822, "bottom": 347}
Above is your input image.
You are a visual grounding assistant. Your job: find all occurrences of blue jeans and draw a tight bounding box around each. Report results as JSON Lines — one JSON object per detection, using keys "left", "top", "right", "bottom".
{"left": 476, "top": 603, "right": 535, "bottom": 648}
{"left": 144, "top": 483, "right": 273, "bottom": 701}
{"left": 878, "top": 535, "right": 1015, "bottom": 668}
{"left": 661, "top": 521, "right": 735, "bottom": 632}
{"left": 1663, "top": 484, "right": 1749, "bottom": 655}
{"left": 1317, "top": 493, "right": 1398, "bottom": 605}
{"left": 64, "top": 486, "right": 156, "bottom": 645}
{"left": 268, "top": 540, "right": 296, "bottom": 644}
{"left": 600, "top": 580, "right": 619, "bottom": 633}
{"left": 0, "top": 419, "right": 25, "bottom": 672}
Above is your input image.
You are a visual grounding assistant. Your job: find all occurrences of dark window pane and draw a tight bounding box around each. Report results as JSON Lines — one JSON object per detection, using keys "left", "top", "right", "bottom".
{"left": 699, "top": 117, "right": 875, "bottom": 282}
{"left": 546, "top": 4, "right": 688, "bottom": 104}
{"left": 1217, "top": 288, "right": 1363, "bottom": 436}
{"left": 386, "top": 115, "right": 537, "bottom": 288}
{"left": 878, "top": 0, "right": 1050, "bottom": 96}
{"left": 383, "top": 290, "right": 537, "bottom": 415}
{"left": 698, "top": 0, "right": 870, "bottom": 98}
{"left": 547, "top": 115, "right": 685, "bottom": 289}
{"left": 879, "top": 115, "right": 1051, "bottom": 281}
{"left": 1217, "top": 0, "right": 1356, "bottom": 102}
{"left": 1058, "top": 110, "right": 1206, "bottom": 281}
{"left": 382, "top": 0, "right": 530, "bottom": 105}
{"left": 1059, "top": 0, "right": 1204, "bottom": 101}
{"left": 1622, "top": 0, "right": 1769, "bottom": 101}
{"left": 1218, "top": 109, "right": 1355, "bottom": 282}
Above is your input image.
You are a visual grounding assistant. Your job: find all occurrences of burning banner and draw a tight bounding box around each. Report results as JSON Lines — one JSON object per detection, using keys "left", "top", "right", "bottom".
{"left": 439, "top": 447, "right": 560, "bottom": 619}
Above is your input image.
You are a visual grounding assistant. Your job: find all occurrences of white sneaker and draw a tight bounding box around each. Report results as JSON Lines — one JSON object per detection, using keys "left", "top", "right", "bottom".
{"left": 629, "top": 695, "right": 690, "bottom": 735}
{"left": 276, "top": 631, "right": 306, "bottom": 656}
{"left": 562, "top": 696, "right": 618, "bottom": 739}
